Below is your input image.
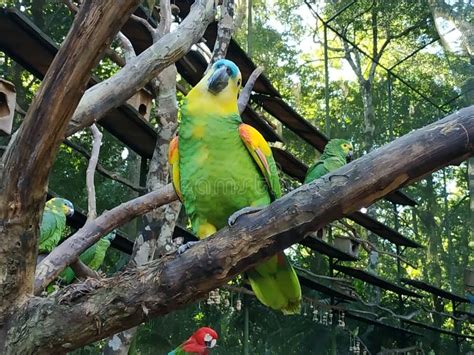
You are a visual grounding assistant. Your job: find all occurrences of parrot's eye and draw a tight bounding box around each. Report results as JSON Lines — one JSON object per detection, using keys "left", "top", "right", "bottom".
{"left": 237, "top": 79, "right": 241, "bottom": 86}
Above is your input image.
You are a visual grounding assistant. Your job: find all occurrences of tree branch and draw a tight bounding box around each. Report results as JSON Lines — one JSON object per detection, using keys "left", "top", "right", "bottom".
{"left": 86, "top": 124, "right": 102, "bottom": 221}
{"left": 63, "top": 140, "right": 146, "bottom": 193}
{"left": 156, "top": 0, "right": 173, "bottom": 37}
{"left": 343, "top": 40, "right": 365, "bottom": 83}
{"left": 70, "top": 124, "right": 103, "bottom": 279}
{"left": 130, "top": 14, "right": 156, "bottom": 38}
{"left": 116, "top": 32, "right": 136, "bottom": 63}
{"left": 368, "top": 20, "right": 425, "bottom": 81}
{"left": 208, "top": 0, "right": 235, "bottom": 67}
{"left": 70, "top": 260, "right": 100, "bottom": 281}
{"left": 13, "top": 105, "right": 474, "bottom": 352}
{"left": 65, "top": 0, "right": 215, "bottom": 136}
{"left": 238, "top": 66, "right": 263, "bottom": 114}
{"left": 34, "top": 184, "right": 178, "bottom": 294}
{"left": 0, "top": 0, "right": 140, "bottom": 317}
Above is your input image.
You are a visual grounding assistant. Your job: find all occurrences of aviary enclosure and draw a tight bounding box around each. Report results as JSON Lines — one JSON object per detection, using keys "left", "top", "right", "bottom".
{"left": 0, "top": 0, "right": 472, "bottom": 354}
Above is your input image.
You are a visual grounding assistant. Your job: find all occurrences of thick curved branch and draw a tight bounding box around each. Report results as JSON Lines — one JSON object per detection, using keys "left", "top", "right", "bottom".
{"left": 12, "top": 105, "right": 474, "bottom": 352}
{"left": 0, "top": 0, "right": 140, "bottom": 316}
{"left": 66, "top": 0, "right": 215, "bottom": 136}
{"left": 34, "top": 184, "right": 178, "bottom": 294}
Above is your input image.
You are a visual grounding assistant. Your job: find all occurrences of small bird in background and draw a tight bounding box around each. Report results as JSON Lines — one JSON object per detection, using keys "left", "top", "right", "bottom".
{"left": 304, "top": 139, "right": 353, "bottom": 184}
{"left": 168, "top": 327, "right": 218, "bottom": 355}
{"left": 39, "top": 197, "right": 74, "bottom": 254}
{"left": 304, "top": 139, "right": 353, "bottom": 241}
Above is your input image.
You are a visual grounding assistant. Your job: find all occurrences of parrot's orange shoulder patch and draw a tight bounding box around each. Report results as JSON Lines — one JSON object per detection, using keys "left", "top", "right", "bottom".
{"left": 168, "top": 136, "right": 179, "bottom": 164}
{"left": 239, "top": 123, "right": 277, "bottom": 197}
{"left": 238, "top": 124, "right": 271, "bottom": 155}
{"left": 168, "top": 136, "right": 183, "bottom": 202}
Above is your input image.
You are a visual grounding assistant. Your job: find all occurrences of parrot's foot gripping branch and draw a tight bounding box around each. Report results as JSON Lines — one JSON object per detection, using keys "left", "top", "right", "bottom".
{"left": 228, "top": 206, "right": 265, "bottom": 226}
{"left": 177, "top": 241, "right": 199, "bottom": 255}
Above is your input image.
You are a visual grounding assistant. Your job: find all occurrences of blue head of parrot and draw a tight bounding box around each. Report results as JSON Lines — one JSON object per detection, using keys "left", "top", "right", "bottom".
{"left": 207, "top": 59, "right": 241, "bottom": 95}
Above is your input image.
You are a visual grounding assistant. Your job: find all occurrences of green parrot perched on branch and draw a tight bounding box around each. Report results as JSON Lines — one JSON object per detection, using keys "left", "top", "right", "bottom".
{"left": 168, "top": 59, "right": 301, "bottom": 314}
{"left": 60, "top": 232, "right": 115, "bottom": 284}
{"left": 39, "top": 197, "right": 74, "bottom": 254}
{"left": 304, "top": 139, "right": 353, "bottom": 184}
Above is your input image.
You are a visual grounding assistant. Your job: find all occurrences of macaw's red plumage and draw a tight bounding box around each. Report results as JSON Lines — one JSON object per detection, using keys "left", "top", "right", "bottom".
{"left": 168, "top": 327, "right": 218, "bottom": 355}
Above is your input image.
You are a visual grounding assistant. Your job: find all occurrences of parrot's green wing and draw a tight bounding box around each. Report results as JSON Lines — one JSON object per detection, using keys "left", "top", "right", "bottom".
{"left": 238, "top": 123, "right": 281, "bottom": 199}
{"left": 80, "top": 236, "right": 112, "bottom": 270}
{"left": 59, "top": 233, "right": 113, "bottom": 284}
{"left": 39, "top": 208, "right": 66, "bottom": 253}
{"left": 238, "top": 123, "right": 301, "bottom": 314}
{"left": 304, "top": 156, "right": 345, "bottom": 183}
{"left": 59, "top": 267, "right": 76, "bottom": 284}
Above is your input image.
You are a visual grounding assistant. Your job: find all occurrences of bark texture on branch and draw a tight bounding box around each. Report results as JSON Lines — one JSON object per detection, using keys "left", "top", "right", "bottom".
{"left": 208, "top": 0, "right": 235, "bottom": 67}
{"left": 0, "top": 0, "right": 140, "bottom": 322}
{"left": 65, "top": 0, "right": 215, "bottom": 136}
{"left": 34, "top": 184, "right": 178, "bottom": 294}
{"left": 9, "top": 105, "right": 474, "bottom": 353}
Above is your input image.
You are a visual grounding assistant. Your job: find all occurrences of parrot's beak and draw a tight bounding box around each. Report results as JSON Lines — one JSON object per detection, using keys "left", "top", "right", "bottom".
{"left": 66, "top": 207, "right": 75, "bottom": 217}
{"left": 205, "top": 339, "right": 217, "bottom": 348}
{"left": 208, "top": 66, "right": 229, "bottom": 94}
{"left": 346, "top": 150, "right": 353, "bottom": 163}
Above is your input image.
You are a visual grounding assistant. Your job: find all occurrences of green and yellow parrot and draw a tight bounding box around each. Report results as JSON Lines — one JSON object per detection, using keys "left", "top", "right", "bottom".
{"left": 60, "top": 232, "right": 115, "bottom": 284}
{"left": 304, "top": 139, "right": 353, "bottom": 184}
{"left": 168, "top": 59, "right": 301, "bottom": 314}
{"left": 39, "top": 197, "right": 74, "bottom": 254}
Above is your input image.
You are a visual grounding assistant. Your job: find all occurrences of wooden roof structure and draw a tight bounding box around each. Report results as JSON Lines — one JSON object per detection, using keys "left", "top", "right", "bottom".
{"left": 402, "top": 319, "right": 474, "bottom": 340}
{"left": 401, "top": 278, "right": 470, "bottom": 304}
{"left": 334, "top": 265, "right": 421, "bottom": 298}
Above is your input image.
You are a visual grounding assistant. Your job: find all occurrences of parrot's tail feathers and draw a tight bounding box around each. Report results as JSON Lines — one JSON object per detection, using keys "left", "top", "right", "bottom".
{"left": 246, "top": 254, "right": 302, "bottom": 315}
{"left": 281, "top": 300, "right": 302, "bottom": 315}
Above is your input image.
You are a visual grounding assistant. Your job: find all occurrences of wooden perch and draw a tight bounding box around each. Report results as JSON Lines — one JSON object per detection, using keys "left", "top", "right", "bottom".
{"left": 0, "top": 0, "right": 140, "bottom": 318}
{"left": 11, "top": 105, "right": 474, "bottom": 352}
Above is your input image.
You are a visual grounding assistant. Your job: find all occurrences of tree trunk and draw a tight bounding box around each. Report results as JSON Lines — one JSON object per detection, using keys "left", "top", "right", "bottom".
{"left": 0, "top": 0, "right": 140, "bottom": 348}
